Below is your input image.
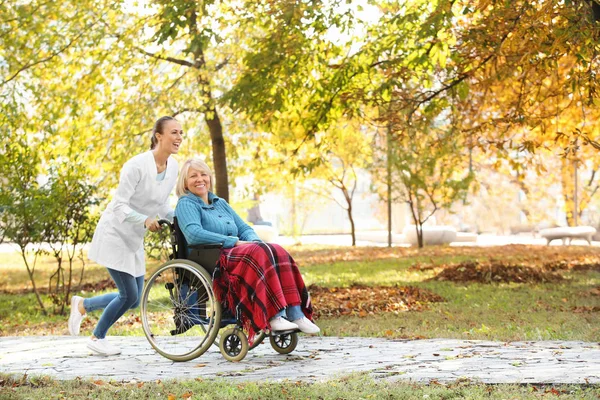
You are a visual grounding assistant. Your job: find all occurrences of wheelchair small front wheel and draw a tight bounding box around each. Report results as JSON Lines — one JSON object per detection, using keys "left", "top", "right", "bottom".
{"left": 270, "top": 332, "right": 298, "bottom": 354}
{"left": 219, "top": 328, "right": 249, "bottom": 362}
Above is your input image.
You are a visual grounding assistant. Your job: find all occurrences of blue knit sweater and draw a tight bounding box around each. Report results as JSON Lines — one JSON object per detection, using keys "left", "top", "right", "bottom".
{"left": 175, "top": 192, "right": 261, "bottom": 248}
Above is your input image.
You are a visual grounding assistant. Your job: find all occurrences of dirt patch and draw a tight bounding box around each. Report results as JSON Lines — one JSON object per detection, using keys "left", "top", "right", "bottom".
{"left": 309, "top": 284, "right": 445, "bottom": 318}
{"left": 428, "top": 261, "right": 564, "bottom": 284}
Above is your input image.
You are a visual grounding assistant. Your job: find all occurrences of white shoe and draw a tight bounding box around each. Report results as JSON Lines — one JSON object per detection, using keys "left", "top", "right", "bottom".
{"left": 86, "top": 337, "right": 121, "bottom": 356}
{"left": 292, "top": 317, "right": 320, "bottom": 334}
{"left": 68, "top": 296, "right": 85, "bottom": 336}
{"left": 269, "top": 317, "right": 298, "bottom": 332}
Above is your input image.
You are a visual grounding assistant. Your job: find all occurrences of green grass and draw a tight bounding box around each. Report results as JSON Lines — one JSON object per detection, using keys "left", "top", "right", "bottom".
{"left": 301, "top": 255, "right": 474, "bottom": 287}
{"left": 0, "top": 251, "right": 164, "bottom": 293}
{"left": 302, "top": 258, "right": 600, "bottom": 342}
{"left": 1, "top": 373, "right": 599, "bottom": 399}
{"left": 1, "top": 248, "right": 599, "bottom": 341}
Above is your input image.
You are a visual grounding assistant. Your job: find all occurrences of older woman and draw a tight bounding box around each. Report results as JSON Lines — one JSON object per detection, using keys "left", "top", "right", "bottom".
{"left": 174, "top": 158, "right": 319, "bottom": 340}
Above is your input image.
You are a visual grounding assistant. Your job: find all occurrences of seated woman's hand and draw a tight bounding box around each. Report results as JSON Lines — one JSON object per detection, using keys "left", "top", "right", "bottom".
{"left": 235, "top": 240, "right": 253, "bottom": 246}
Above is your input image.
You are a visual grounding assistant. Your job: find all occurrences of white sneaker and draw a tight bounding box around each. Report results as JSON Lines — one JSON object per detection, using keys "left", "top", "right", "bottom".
{"left": 68, "top": 296, "right": 85, "bottom": 336}
{"left": 86, "top": 337, "right": 121, "bottom": 356}
{"left": 269, "top": 317, "right": 298, "bottom": 332}
{"left": 292, "top": 317, "right": 320, "bottom": 334}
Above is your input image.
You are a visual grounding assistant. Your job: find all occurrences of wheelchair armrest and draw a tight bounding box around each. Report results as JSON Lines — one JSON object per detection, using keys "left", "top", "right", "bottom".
{"left": 188, "top": 243, "right": 223, "bottom": 250}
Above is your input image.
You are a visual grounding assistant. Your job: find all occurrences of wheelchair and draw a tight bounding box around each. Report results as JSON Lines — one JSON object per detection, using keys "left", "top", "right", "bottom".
{"left": 140, "top": 218, "right": 299, "bottom": 362}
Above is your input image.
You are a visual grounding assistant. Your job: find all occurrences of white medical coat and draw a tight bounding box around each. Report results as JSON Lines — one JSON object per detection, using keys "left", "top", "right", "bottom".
{"left": 88, "top": 151, "right": 178, "bottom": 277}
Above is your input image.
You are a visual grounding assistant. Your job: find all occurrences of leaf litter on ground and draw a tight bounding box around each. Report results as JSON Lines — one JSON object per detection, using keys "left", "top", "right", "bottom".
{"left": 308, "top": 284, "right": 444, "bottom": 318}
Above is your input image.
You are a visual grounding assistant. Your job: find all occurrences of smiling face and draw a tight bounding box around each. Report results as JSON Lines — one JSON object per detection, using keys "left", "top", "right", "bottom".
{"left": 186, "top": 166, "right": 211, "bottom": 200}
{"left": 155, "top": 119, "right": 183, "bottom": 155}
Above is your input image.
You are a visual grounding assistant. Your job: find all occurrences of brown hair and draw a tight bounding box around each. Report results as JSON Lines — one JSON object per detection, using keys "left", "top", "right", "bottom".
{"left": 150, "top": 116, "right": 176, "bottom": 150}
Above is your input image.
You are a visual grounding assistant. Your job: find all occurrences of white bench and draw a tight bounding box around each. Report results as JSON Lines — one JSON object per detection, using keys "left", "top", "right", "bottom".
{"left": 538, "top": 226, "right": 596, "bottom": 245}
{"left": 402, "top": 225, "right": 457, "bottom": 246}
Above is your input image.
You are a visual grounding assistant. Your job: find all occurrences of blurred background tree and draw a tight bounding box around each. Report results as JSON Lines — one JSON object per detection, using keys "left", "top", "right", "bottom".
{"left": 2, "top": 0, "right": 600, "bottom": 311}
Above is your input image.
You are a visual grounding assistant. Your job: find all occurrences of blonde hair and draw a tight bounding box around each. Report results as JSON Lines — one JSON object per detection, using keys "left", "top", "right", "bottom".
{"left": 176, "top": 158, "right": 214, "bottom": 197}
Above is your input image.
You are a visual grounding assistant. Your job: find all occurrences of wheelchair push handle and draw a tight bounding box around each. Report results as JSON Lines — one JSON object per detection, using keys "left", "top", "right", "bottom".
{"left": 157, "top": 218, "right": 172, "bottom": 227}
{"left": 157, "top": 219, "right": 174, "bottom": 233}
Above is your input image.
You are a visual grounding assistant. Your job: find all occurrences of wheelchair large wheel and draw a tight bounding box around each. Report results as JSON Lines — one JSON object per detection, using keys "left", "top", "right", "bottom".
{"left": 141, "top": 259, "right": 222, "bottom": 362}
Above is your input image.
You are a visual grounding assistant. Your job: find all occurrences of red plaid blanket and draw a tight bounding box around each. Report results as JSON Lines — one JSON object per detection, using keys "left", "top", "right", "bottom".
{"left": 213, "top": 242, "right": 314, "bottom": 343}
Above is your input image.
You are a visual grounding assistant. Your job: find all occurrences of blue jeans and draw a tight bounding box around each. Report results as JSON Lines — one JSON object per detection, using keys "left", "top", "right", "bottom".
{"left": 274, "top": 305, "right": 304, "bottom": 321}
{"left": 83, "top": 268, "right": 144, "bottom": 339}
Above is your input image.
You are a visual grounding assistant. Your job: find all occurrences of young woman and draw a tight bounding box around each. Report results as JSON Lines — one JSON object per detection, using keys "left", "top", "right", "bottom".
{"left": 174, "top": 158, "right": 319, "bottom": 343}
{"left": 68, "top": 116, "right": 183, "bottom": 356}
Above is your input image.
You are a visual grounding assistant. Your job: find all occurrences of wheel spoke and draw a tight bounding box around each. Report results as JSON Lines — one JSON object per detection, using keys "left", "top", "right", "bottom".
{"left": 141, "top": 262, "right": 222, "bottom": 361}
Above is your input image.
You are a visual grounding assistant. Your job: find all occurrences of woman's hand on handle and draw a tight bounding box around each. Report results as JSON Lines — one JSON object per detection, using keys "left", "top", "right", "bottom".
{"left": 235, "top": 240, "right": 252, "bottom": 247}
{"left": 145, "top": 217, "right": 161, "bottom": 232}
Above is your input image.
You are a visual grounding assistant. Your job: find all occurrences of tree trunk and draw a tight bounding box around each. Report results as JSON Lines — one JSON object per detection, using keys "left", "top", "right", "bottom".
{"left": 592, "top": 0, "right": 600, "bottom": 22}
{"left": 347, "top": 207, "right": 356, "bottom": 246}
{"left": 561, "top": 158, "right": 576, "bottom": 227}
{"left": 76, "top": 248, "right": 86, "bottom": 291}
{"left": 64, "top": 254, "right": 75, "bottom": 316}
{"left": 407, "top": 199, "right": 424, "bottom": 249}
{"left": 340, "top": 187, "right": 356, "bottom": 246}
{"left": 20, "top": 251, "right": 47, "bottom": 315}
{"left": 192, "top": 44, "right": 229, "bottom": 201}
{"left": 386, "top": 109, "right": 393, "bottom": 248}
{"left": 205, "top": 106, "right": 229, "bottom": 202}
{"left": 416, "top": 223, "right": 424, "bottom": 248}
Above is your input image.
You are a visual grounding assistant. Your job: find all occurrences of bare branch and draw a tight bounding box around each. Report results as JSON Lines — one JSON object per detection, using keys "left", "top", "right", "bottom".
{"left": 349, "top": 166, "right": 358, "bottom": 199}
{"left": 134, "top": 47, "right": 195, "bottom": 68}
{"left": 165, "top": 69, "right": 190, "bottom": 91}
{"left": 1, "top": 28, "right": 89, "bottom": 87}
{"left": 588, "top": 169, "right": 597, "bottom": 188}
{"left": 172, "top": 108, "right": 204, "bottom": 116}
{"left": 297, "top": 185, "right": 346, "bottom": 209}
{"left": 215, "top": 57, "right": 230, "bottom": 71}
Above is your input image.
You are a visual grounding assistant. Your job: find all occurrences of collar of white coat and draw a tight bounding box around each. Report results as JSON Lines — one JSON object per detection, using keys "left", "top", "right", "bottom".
{"left": 144, "top": 151, "right": 176, "bottom": 176}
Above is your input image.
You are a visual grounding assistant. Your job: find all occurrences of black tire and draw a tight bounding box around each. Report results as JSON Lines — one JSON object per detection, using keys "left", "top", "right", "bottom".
{"left": 270, "top": 332, "right": 298, "bottom": 354}
{"left": 141, "top": 259, "right": 221, "bottom": 362}
{"left": 219, "top": 328, "right": 249, "bottom": 362}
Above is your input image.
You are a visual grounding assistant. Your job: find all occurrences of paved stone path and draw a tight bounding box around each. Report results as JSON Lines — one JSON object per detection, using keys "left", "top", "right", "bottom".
{"left": 1, "top": 336, "right": 599, "bottom": 384}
